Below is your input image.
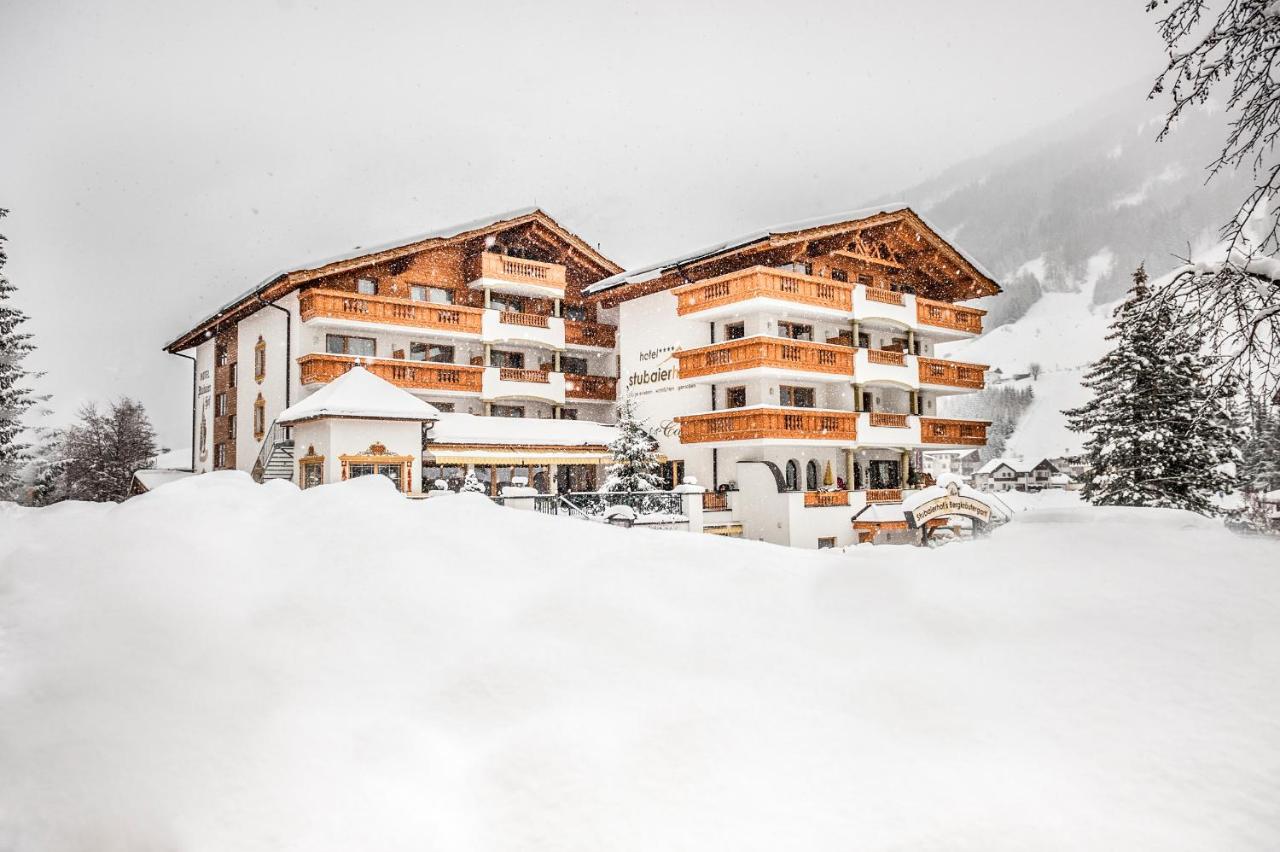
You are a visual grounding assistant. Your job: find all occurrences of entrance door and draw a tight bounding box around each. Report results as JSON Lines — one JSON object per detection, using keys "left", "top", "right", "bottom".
{"left": 868, "top": 460, "right": 900, "bottom": 489}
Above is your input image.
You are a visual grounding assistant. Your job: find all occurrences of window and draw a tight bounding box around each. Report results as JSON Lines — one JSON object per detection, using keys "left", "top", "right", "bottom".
{"left": 215, "top": 392, "right": 228, "bottom": 417}
{"left": 489, "top": 292, "right": 524, "bottom": 313}
{"left": 806, "top": 460, "right": 819, "bottom": 491}
{"left": 489, "top": 350, "right": 525, "bottom": 369}
{"left": 785, "top": 459, "right": 800, "bottom": 491}
{"left": 724, "top": 321, "right": 745, "bottom": 341}
{"left": 423, "top": 464, "right": 465, "bottom": 491}
{"left": 564, "top": 304, "right": 588, "bottom": 321}
{"left": 856, "top": 273, "right": 873, "bottom": 286}
{"left": 726, "top": 386, "right": 747, "bottom": 408}
{"left": 491, "top": 404, "right": 525, "bottom": 418}
{"left": 430, "top": 401, "right": 455, "bottom": 412}
{"left": 777, "top": 321, "right": 813, "bottom": 341}
{"left": 780, "top": 385, "right": 815, "bottom": 408}
{"left": 215, "top": 443, "right": 227, "bottom": 469}
{"left": 410, "top": 342, "right": 454, "bottom": 363}
{"left": 347, "top": 462, "right": 403, "bottom": 489}
{"left": 254, "top": 336, "right": 266, "bottom": 383}
{"left": 817, "top": 537, "right": 837, "bottom": 549}
{"left": 253, "top": 395, "right": 266, "bottom": 439}
{"left": 228, "top": 365, "right": 237, "bottom": 388}
{"left": 775, "top": 262, "right": 812, "bottom": 275}
{"left": 411, "top": 285, "right": 454, "bottom": 304}
{"left": 559, "top": 408, "right": 578, "bottom": 420}
{"left": 228, "top": 417, "right": 236, "bottom": 439}
{"left": 561, "top": 355, "right": 588, "bottom": 375}
{"left": 356, "top": 277, "right": 377, "bottom": 295}
{"left": 326, "top": 334, "right": 376, "bottom": 357}
{"left": 830, "top": 269, "right": 848, "bottom": 283}
{"left": 216, "top": 343, "right": 230, "bottom": 367}
{"left": 301, "top": 460, "right": 324, "bottom": 490}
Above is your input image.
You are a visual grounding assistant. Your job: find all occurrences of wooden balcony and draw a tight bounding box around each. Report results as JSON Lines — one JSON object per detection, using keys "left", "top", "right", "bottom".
{"left": 865, "top": 488, "right": 903, "bottom": 504}
{"left": 480, "top": 252, "right": 566, "bottom": 292}
{"left": 499, "top": 367, "right": 549, "bottom": 384}
{"left": 863, "top": 287, "right": 905, "bottom": 306}
{"left": 919, "top": 417, "right": 988, "bottom": 445}
{"left": 565, "top": 319, "right": 617, "bottom": 348}
{"left": 865, "top": 348, "right": 906, "bottom": 366}
{"left": 676, "top": 407, "right": 858, "bottom": 443}
{"left": 675, "top": 337, "right": 854, "bottom": 379}
{"left": 497, "top": 311, "right": 550, "bottom": 329}
{"left": 916, "top": 297, "right": 984, "bottom": 334}
{"left": 702, "top": 491, "right": 729, "bottom": 511}
{"left": 564, "top": 373, "right": 617, "bottom": 401}
{"left": 298, "top": 353, "right": 483, "bottom": 393}
{"left": 804, "top": 490, "right": 850, "bottom": 507}
{"left": 672, "top": 266, "right": 854, "bottom": 316}
{"left": 917, "top": 357, "right": 986, "bottom": 389}
{"left": 868, "top": 412, "right": 910, "bottom": 428}
{"left": 299, "top": 288, "right": 484, "bottom": 335}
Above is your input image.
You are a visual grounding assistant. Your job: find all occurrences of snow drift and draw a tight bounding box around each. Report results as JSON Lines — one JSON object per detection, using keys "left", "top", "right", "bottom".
{"left": 1, "top": 474, "right": 1278, "bottom": 850}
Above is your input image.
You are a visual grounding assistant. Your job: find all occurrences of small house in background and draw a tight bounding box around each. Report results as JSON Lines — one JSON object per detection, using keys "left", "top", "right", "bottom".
{"left": 972, "top": 457, "right": 1062, "bottom": 492}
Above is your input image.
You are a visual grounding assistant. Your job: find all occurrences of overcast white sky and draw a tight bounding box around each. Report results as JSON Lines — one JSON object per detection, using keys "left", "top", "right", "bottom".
{"left": 1, "top": 0, "right": 1164, "bottom": 446}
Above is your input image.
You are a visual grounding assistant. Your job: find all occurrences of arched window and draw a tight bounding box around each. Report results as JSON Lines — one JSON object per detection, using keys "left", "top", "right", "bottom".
{"left": 805, "top": 460, "right": 819, "bottom": 491}
{"left": 784, "top": 459, "right": 800, "bottom": 491}
{"left": 254, "top": 336, "right": 266, "bottom": 383}
{"left": 253, "top": 394, "right": 266, "bottom": 440}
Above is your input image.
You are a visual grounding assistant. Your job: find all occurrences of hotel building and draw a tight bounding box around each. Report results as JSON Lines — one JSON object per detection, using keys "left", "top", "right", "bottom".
{"left": 587, "top": 206, "right": 998, "bottom": 547}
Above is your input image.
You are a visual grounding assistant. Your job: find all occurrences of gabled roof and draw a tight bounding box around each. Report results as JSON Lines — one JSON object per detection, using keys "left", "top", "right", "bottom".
{"left": 975, "top": 458, "right": 1059, "bottom": 475}
{"left": 277, "top": 366, "right": 439, "bottom": 424}
{"left": 583, "top": 204, "right": 1000, "bottom": 302}
{"left": 164, "top": 207, "right": 621, "bottom": 353}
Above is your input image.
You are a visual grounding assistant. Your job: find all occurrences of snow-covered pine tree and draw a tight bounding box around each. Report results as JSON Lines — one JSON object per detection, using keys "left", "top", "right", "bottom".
{"left": 61, "top": 398, "right": 159, "bottom": 502}
{"left": 460, "top": 470, "right": 486, "bottom": 493}
{"left": 1064, "top": 264, "right": 1240, "bottom": 515}
{"left": 0, "top": 208, "right": 40, "bottom": 500}
{"left": 1241, "top": 403, "right": 1280, "bottom": 494}
{"left": 602, "top": 394, "right": 662, "bottom": 493}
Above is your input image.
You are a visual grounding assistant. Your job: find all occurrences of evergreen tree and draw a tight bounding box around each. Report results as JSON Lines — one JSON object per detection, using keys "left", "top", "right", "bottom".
{"left": 1064, "top": 264, "right": 1240, "bottom": 515}
{"left": 0, "top": 208, "right": 40, "bottom": 500}
{"left": 603, "top": 394, "right": 662, "bottom": 493}
{"left": 1240, "top": 404, "right": 1280, "bottom": 494}
{"left": 460, "top": 470, "right": 486, "bottom": 494}
{"left": 61, "top": 398, "right": 158, "bottom": 502}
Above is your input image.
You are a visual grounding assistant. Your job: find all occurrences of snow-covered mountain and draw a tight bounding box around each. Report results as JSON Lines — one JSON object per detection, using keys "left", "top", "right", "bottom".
{"left": 907, "top": 80, "right": 1251, "bottom": 458}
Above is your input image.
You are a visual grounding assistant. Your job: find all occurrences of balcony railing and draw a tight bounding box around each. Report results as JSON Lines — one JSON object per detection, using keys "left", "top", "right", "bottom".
{"left": 865, "top": 348, "right": 906, "bottom": 366}
{"left": 916, "top": 297, "right": 984, "bottom": 334}
{"left": 672, "top": 266, "right": 854, "bottom": 316}
{"left": 499, "top": 367, "right": 550, "bottom": 384}
{"left": 675, "top": 337, "right": 854, "bottom": 379}
{"left": 917, "top": 357, "right": 986, "bottom": 389}
{"left": 863, "top": 287, "right": 905, "bottom": 306}
{"left": 868, "top": 412, "right": 910, "bottom": 428}
{"left": 497, "top": 311, "right": 550, "bottom": 328}
{"left": 299, "top": 288, "right": 484, "bottom": 335}
{"left": 564, "top": 320, "right": 617, "bottom": 348}
{"left": 299, "top": 353, "right": 483, "bottom": 393}
{"left": 919, "top": 417, "right": 988, "bottom": 445}
{"left": 804, "top": 490, "right": 850, "bottom": 507}
{"left": 702, "top": 491, "right": 729, "bottom": 511}
{"left": 865, "top": 488, "right": 903, "bottom": 504}
{"left": 480, "top": 252, "right": 566, "bottom": 290}
{"left": 676, "top": 407, "right": 858, "bottom": 443}
{"left": 564, "top": 373, "right": 617, "bottom": 400}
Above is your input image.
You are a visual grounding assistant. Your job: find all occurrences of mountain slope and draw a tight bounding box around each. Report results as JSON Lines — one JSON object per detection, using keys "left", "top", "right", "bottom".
{"left": 909, "top": 79, "right": 1249, "bottom": 457}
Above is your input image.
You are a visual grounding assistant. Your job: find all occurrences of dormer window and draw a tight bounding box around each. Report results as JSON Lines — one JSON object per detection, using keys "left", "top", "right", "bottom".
{"left": 356, "top": 277, "right": 377, "bottom": 295}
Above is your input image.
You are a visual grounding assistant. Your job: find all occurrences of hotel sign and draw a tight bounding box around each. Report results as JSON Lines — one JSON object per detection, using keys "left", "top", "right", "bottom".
{"left": 903, "top": 482, "right": 993, "bottom": 528}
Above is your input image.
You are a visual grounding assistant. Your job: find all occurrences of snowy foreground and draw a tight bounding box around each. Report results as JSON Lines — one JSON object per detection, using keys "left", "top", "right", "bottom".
{"left": 2, "top": 475, "right": 1279, "bottom": 851}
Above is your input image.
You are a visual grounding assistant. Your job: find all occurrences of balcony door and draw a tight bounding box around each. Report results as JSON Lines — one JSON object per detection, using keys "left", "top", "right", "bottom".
{"left": 490, "top": 350, "right": 525, "bottom": 369}
{"left": 868, "top": 460, "right": 900, "bottom": 489}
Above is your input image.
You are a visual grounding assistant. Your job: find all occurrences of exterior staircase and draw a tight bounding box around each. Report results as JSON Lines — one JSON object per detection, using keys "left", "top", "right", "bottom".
{"left": 251, "top": 420, "right": 296, "bottom": 483}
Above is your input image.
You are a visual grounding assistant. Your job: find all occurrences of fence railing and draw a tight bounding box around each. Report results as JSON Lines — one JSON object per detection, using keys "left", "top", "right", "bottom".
{"left": 917, "top": 356, "right": 986, "bottom": 389}
{"left": 672, "top": 266, "right": 854, "bottom": 316}
{"left": 299, "top": 288, "right": 484, "bottom": 335}
{"left": 675, "top": 337, "right": 853, "bottom": 379}
{"left": 676, "top": 407, "right": 858, "bottom": 443}
{"left": 916, "top": 297, "right": 984, "bottom": 334}
{"left": 481, "top": 252, "right": 566, "bottom": 289}
{"left": 565, "top": 320, "right": 617, "bottom": 348}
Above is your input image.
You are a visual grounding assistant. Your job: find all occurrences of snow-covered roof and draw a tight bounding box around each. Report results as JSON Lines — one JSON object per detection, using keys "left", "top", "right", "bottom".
{"left": 975, "top": 457, "right": 1055, "bottom": 475}
{"left": 428, "top": 412, "right": 618, "bottom": 447}
{"left": 584, "top": 204, "right": 997, "bottom": 295}
{"left": 1261, "top": 489, "right": 1280, "bottom": 504}
{"left": 853, "top": 503, "right": 908, "bottom": 522}
{"left": 277, "top": 367, "right": 439, "bottom": 424}
{"left": 132, "top": 469, "right": 196, "bottom": 492}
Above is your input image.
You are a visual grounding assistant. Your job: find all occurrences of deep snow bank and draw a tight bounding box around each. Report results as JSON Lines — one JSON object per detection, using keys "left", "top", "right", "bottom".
{"left": 2, "top": 473, "right": 1278, "bottom": 851}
